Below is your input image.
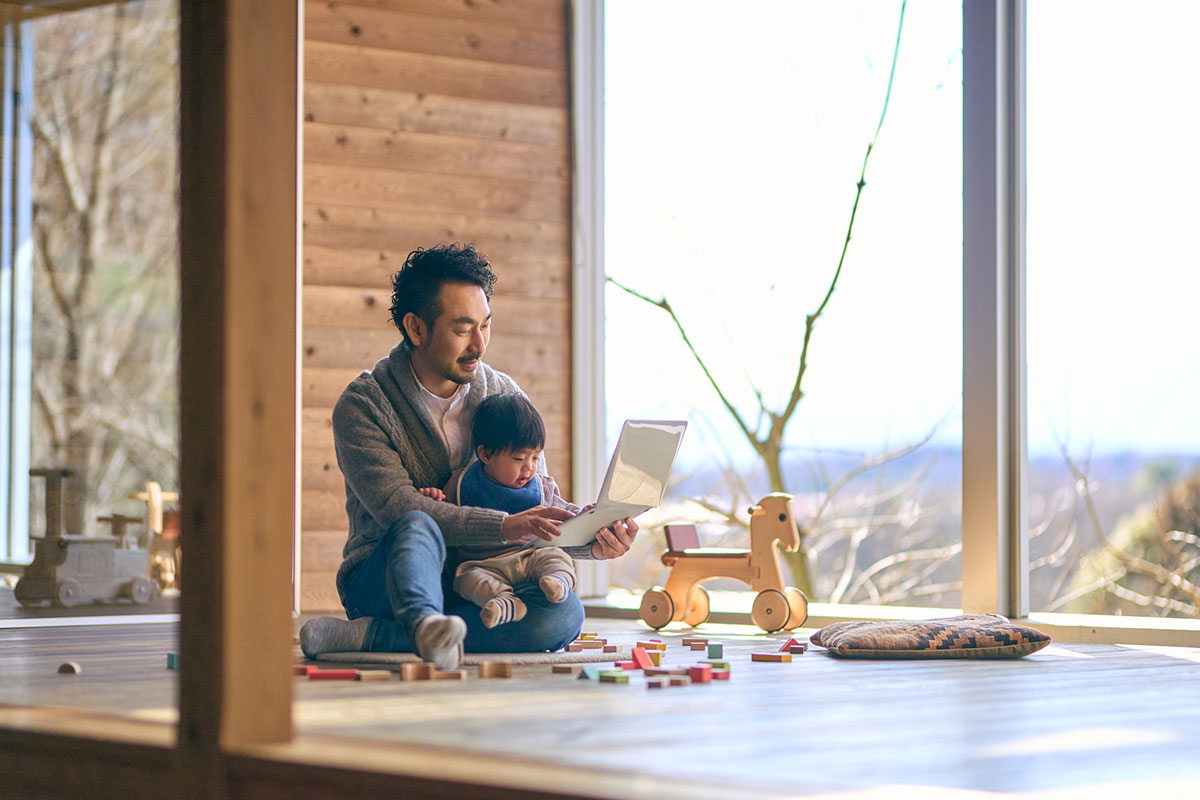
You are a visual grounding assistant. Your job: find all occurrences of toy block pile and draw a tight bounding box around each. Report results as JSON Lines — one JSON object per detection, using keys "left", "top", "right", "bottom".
{"left": 554, "top": 631, "right": 812, "bottom": 688}
{"left": 291, "top": 659, "right": 516, "bottom": 683}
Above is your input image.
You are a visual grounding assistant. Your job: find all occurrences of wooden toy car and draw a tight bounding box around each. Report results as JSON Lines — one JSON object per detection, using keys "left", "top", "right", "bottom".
{"left": 13, "top": 468, "right": 158, "bottom": 607}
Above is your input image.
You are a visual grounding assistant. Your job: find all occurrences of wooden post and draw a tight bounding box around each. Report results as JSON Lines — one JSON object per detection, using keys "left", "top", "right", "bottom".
{"left": 178, "top": 1, "right": 299, "bottom": 795}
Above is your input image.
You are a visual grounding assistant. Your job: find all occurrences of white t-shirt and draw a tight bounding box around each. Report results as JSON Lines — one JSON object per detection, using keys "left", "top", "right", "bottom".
{"left": 412, "top": 369, "right": 472, "bottom": 468}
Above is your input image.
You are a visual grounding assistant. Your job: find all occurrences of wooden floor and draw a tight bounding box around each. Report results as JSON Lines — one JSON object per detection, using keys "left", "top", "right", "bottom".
{"left": 3, "top": 617, "right": 1200, "bottom": 797}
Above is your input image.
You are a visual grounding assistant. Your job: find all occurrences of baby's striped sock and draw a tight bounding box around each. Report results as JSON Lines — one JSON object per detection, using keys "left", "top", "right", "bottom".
{"left": 538, "top": 570, "right": 575, "bottom": 603}
{"left": 480, "top": 592, "right": 527, "bottom": 628}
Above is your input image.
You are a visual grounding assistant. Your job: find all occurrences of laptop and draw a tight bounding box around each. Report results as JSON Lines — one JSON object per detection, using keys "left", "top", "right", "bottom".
{"left": 531, "top": 419, "right": 688, "bottom": 548}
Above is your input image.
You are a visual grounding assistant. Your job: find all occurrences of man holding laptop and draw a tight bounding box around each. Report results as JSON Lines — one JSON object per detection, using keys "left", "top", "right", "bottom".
{"left": 300, "top": 243, "right": 662, "bottom": 670}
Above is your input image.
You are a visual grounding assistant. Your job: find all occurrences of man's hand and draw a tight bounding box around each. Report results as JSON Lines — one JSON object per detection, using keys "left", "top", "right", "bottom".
{"left": 590, "top": 517, "right": 639, "bottom": 560}
{"left": 501, "top": 505, "right": 573, "bottom": 542}
{"left": 418, "top": 487, "right": 445, "bottom": 502}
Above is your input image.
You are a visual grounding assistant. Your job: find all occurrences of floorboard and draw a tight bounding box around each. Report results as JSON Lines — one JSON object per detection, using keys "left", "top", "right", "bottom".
{"left": 2, "top": 618, "right": 1199, "bottom": 797}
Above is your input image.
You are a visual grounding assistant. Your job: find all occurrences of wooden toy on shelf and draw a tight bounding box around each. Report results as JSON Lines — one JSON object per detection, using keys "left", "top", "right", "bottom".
{"left": 14, "top": 468, "right": 159, "bottom": 607}
{"left": 639, "top": 493, "right": 808, "bottom": 632}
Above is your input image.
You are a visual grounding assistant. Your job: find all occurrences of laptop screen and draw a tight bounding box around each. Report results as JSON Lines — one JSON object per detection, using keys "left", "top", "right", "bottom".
{"left": 601, "top": 420, "right": 688, "bottom": 507}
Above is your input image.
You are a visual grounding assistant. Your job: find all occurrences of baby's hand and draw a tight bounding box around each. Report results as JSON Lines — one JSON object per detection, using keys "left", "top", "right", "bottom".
{"left": 418, "top": 487, "right": 446, "bottom": 502}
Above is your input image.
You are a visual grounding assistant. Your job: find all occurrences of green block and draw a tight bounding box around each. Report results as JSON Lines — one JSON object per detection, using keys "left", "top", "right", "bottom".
{"left": 577, "top": 666, "right": 602, "bottom": 681}
{"left": 704, "top": 660, "right": 731, "bottom": 671}
{"left": 166, "top": 652, "right": 179, "bottom": 670}
{"left": 707, "top": 643, "right": 723, "bottom": 658}
{"left": 598, "top": 672, "right": 629, "bottom": 683}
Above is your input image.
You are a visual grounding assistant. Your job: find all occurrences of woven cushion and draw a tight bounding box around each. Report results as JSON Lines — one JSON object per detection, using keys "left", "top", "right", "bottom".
{"left": 810, "top": 614, "right": 1050, "bottom": 659}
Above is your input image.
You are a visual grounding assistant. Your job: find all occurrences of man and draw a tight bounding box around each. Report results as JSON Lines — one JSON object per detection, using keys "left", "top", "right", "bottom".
{"left": 300, "top": 243, "right": 637, "bottom": 669}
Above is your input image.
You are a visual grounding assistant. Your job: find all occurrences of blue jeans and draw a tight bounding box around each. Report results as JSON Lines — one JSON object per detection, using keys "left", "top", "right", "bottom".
{"left": 342, "top": 510, "right": 584, "bottom": 654}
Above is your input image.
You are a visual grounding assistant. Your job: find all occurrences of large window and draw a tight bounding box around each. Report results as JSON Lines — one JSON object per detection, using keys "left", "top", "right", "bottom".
{"left": 1026, "top": 1, "right": 1200, "bottom": 617}
{"left": 603, "top": 1, "right": 964, "bottom": 608}
{"left": 1, "top": 0, "right": 180, "bottom": 621}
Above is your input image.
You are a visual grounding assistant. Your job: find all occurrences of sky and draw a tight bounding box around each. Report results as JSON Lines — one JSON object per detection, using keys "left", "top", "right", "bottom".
{"left": 603, "top": 0, "right": 1200, "bottom": 471}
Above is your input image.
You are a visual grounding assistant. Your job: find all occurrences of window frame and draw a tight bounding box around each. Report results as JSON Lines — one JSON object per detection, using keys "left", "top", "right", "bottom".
{"left": 576, "top": 0, "right": 1200, "bottom": 646}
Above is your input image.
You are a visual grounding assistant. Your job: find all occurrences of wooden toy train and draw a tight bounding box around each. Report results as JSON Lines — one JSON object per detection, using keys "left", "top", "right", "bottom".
{"left": 639, "top": 493, "right": 809, "bottom": 632}
{"left": 14, "top": 468, "right": 160, "bottom": 607}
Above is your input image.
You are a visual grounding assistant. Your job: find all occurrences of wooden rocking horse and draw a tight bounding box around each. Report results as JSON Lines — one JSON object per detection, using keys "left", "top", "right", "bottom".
{"left": 639, "top": 493, "right": 809, "bottom": 632}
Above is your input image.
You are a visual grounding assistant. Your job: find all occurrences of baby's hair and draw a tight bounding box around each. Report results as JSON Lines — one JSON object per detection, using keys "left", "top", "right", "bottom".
{"left": 472, "top": 394, "right": 546, "bottom": 455}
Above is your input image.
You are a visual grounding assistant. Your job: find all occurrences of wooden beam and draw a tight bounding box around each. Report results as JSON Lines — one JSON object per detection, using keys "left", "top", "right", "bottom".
{"left": 178, "top": 3, "right": 299, "bottom": 792}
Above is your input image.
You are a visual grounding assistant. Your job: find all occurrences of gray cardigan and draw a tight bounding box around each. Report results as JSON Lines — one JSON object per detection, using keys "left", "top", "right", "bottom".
{"left": 331, "top": 342, "right": 592, "bottom": 604}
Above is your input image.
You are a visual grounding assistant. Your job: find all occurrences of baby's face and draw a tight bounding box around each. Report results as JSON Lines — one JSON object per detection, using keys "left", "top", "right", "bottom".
{"left": 480, "top": 447, "right": 541, "bottom": 489}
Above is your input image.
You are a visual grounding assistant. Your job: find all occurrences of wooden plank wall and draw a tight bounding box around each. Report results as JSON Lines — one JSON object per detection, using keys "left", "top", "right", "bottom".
{"left": 300, "top": 0, "right": 573, "bottom": 611}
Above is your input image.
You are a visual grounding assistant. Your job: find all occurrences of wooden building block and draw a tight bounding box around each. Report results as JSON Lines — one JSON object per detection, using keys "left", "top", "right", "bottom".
{"left": 567, "top": 643, "right": 584, "bottom": 652}
{"left": 552, "top": 664, "right": 583, "bottom": 675}
{"left": 712, "top": 669, "right": 731, "bottom": 680}
{"left": 617, "top": 661, "right": 637, "bottom": 670}
{"left": 631, "top": 647, "right": 653, "bottom": 670}
{"left": 690, "top": 643, "right": 708, "bottom": 651}
{"left": 688, "top": 665, "right": 713, "bottom": 684}
{"left": 578, "top": 666, "right": 602, "bottom": 681}
{"left": 682, "top": 637, "right": 708, "bottom": 646}
{"left": 647, "top": 651, "right": 663, "bottom": 666}
{"left": 668, "top": 675, "right": 692, "bottom": 687}
{"left": 57, "top": 661, "right": 82, "bottom": 675}
{"left": 576, "top": 640, "right": 606, "bottom": 649}
{"left": 477, "top": 662, "right": 513, "bottom": 679}
{"left": 778, "top": 637, "right": 801, "bottom": 653}
{"left": 644, "top": 668, "right": 673, "bottom": 676}
{"left": 166, "top": 652, "right": 179, "bottom": 670}
{"left": 751, "top": 652, "right": 792, "bottom": 663}
{"left": 598, "top": 672, "right": 629, "bottom": 684}
{"left": 356, "top": 670, "right": 393, "bottom": 682}
{"left": 432, "top": 669, "right": 467, "bottom": 680}
{"left": 292, "top": 664, "right": 317, "bottom": 676}
{"left": 603, "top": 645, "right": 621, "bottom": 653}
{"left": 636, "top": 640, "right": 666, "bottom": 651}
{"left": 309, "top": 668, "right": 359, "bottom": 680}
{"left": 704, "top": 660, "right": 731, "bottom": 671}
{"left": 399, "top": 662, "right": 436, "bottom": 681}
{"left": 578, "top": 632, "right": 598, "bottom": 639}
{"left": 292, "top": 636, "right": 301, "bottom": 645}
{"left": 707, "top": 643, "right": 723, "bottom": 659}
{"left": 789, "top": 643, "right": 809, "bottom": 654}
{"left": 646, "top": 677, "right": 668, "bottom": 689}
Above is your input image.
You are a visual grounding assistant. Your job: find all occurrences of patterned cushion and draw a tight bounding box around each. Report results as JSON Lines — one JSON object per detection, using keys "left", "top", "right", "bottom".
{"left": 810, "top": 614, "right": 1051, "bottom": 659}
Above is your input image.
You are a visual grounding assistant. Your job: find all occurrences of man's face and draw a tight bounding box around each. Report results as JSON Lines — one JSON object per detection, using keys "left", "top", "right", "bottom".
{"left": 406, "top": 281, "right": 492, "bottom": 389}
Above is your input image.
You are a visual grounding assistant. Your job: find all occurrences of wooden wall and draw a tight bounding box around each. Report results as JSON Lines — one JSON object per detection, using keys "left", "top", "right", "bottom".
{"left": 300, "top": 0, "right": 573, "bottom": 611}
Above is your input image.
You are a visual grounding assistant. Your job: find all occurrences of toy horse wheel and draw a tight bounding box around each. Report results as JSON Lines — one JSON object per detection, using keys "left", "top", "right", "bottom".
{"left": 639, "top": 588, "right": 675, "bottom": 629}
{"left": 751, "top": 589, "right": 791, "bottom": 632}
{"left": 682, "top": 585, "right": 711, "bottom": 627}
{"left": 783, "top": 587, "right": 809, "bottom": 629}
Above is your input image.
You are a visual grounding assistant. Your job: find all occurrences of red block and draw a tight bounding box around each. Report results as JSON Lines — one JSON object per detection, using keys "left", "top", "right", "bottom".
{"left": 631, "top": 647, "right": 654, "bottom": 670}
{"left": 712, "top": 669, "right": 731, "bottom": 680}
{"left": 293, "top": 664, "right": 317, "bottom": 676}
{"left": 778, "top": 637, "right": 801, "bottom": 653}
{"left": 308, "top": 668, "right": 359, "bottom": 680}
{"left": 617, "top": 661, "right": 637, "bottom": 670}
{"left": 688, "top": 665, "right": 713, "bottom": 684}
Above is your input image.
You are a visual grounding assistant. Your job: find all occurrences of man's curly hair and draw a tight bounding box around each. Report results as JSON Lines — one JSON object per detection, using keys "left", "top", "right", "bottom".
{"left": 390, "top": 243, "right": 497, "bottom": 346}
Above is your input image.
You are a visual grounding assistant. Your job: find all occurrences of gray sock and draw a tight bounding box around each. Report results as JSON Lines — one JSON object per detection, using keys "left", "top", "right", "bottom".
{"left": 299, "top": 616, "right": 371, "bottom": 658}
{"left": 414, "top": 613, "right": 466, "bottom": 670}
